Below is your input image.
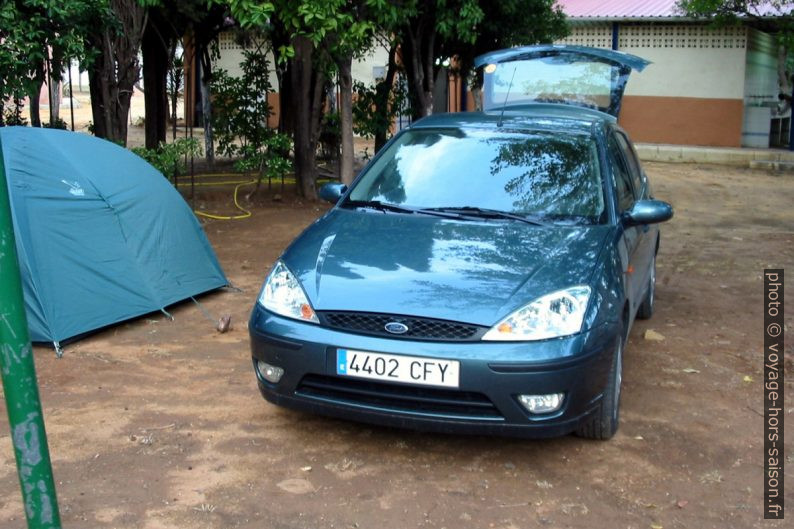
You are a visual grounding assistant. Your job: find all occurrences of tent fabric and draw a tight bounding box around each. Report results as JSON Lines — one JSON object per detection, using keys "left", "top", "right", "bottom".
{"left": 0, "top": 127, "right": 228, "bottom": 343}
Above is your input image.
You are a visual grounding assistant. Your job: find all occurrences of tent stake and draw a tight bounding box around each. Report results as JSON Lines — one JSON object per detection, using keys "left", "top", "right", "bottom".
{"left": 223, "top": 282, "right": 243, "bottom": 293}
{"left": 53, "top": 342, "right": 63, "bottom": 359}
{"left": 160, "top": 308, "right": 174, "bottom": 321}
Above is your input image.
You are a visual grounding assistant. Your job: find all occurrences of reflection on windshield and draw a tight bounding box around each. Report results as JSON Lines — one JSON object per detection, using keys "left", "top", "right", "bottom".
{"left": 489, "top": 136, "right": 602, "bottom": 219}
{"left": 347, "top": 128, "right": 604, "bottom": 223}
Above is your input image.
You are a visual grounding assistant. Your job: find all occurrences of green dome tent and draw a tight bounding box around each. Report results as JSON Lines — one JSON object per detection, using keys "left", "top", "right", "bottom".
{"left": 0, "top": 127, "right": 228, "bottom": 350}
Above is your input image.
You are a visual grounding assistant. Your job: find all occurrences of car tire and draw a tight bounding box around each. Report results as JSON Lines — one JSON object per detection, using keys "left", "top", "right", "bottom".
{"left": 636, "top": 256, "right": 655, "bottom": 320}
{"left": 576, "top": 330, "right": 623, "bottom": 440}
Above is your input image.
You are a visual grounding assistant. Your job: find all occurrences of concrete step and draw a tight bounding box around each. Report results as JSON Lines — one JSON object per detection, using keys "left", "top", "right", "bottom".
{"left": 635, "top": 143, "right": 794, "bottom": 167}
{"left": 748, "top": 160, "right": 794, "bottom": 171}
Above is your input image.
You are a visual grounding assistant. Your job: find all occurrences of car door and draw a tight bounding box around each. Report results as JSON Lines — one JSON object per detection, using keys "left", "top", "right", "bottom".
{"left": 607, "top": 133, "right": 644, "bottom": 312}
{"left": 614, "top": 131, "right": 656, "bottom": 306}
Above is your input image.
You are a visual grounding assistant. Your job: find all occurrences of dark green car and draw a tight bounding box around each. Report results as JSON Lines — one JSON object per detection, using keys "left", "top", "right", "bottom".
{"left": 249, "top": 46, "right": 673, "bottom": 439}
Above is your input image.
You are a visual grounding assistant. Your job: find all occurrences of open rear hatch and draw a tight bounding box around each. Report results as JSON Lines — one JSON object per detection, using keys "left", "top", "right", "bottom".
{"left": 474, "top": 45, "right": 650, "bottom": 118}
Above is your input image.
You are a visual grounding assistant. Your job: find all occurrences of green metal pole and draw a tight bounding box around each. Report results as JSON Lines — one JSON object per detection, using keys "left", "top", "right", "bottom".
{"left": 0, "top": 149, "right": 62, "bottom": 528}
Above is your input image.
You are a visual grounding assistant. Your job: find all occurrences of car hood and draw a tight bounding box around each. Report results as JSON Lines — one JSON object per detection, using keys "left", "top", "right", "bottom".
{"left": 282, "top": 209, "right": 611, "bottom": 327}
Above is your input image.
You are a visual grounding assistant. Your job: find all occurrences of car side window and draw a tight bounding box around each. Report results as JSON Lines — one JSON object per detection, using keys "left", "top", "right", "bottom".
{"left": 614, "top": 132, "right": 644, "bottom": 198}
{"left": 608, "top": 136, "right": 635, "bottom": 212}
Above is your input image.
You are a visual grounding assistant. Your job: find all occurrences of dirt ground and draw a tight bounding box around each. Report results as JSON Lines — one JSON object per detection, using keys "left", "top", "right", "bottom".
{"left": 0, "top": 162, "right": 792, "bottom": 529}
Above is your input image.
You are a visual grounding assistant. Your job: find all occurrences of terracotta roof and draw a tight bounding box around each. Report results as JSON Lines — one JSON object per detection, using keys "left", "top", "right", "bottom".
{"left": 556, "top": 0, "right": 790, "bottom": 19}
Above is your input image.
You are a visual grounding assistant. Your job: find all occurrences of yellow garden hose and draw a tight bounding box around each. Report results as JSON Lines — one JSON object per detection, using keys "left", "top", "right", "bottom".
{"left": 174, "top": 171, "right": 338, "bottom": 221}
{"left": 175, "top": 172, "right": 256, "bottom": 220}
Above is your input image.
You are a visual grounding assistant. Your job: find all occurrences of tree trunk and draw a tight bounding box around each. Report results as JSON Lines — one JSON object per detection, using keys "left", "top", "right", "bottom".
{"left": 48, "top": 78, "right": 61, "bottom": 125}
{"left": 86, "top": 0, "right": 147, "bottom": 146}
{"left": 277, "top": 61, "right": 295, "bottom": 136}
{"left": 268, "top": 27, "right": 294, "bottom": 136}
{"left": 291, "top": 35, "right": 323, "bottom": 200}
{"left": 374, "top": 43, "right": 398, "bottom": 153}
{"left": 338, "top": 54, "right": 354, "bottom": 185}
{"left": 87, "top": 66, "right": 107, "bottom": 138}
{"left": 29, "top": 64, "right": 45, "bottom": 128}
{"left": 142, "top": 24, "right": 169, "bottom": 149}
{"left": 199, "top": 45, "right": 214, "bottom": 162}
{"left": 402, "top": 22, "right": 436, "bottom": 119}
{"left": 169, "top": 43, "right": 182, "bottom": 141}
{"left": 29, "top": 95, "right": 41, "bottom": 127}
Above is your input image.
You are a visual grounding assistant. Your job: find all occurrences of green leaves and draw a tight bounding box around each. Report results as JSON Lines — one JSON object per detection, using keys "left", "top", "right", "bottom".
{"left": 132, "top": 138, "right": 202, "bottom": 178}
{"left": 225, "top": 0, "right": 275, "bottom": 28}
{"left": 352, "top": 78, "right": 407, "bottom": 140}
{"left": 0, "top": 0, "right": 103, "bottom": 113}
{"left": 209, "top": 47, "right": 293, "bottom": 183}
{"left": 225, "top": 0, "right": 375, "bottom": 55}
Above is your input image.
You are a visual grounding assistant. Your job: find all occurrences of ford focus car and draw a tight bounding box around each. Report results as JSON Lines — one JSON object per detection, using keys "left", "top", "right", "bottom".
{"left": 248, "top": 46, "right": 672, "bottom": 439}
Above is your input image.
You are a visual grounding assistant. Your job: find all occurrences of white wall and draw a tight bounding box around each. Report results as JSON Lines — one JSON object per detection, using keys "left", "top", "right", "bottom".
{"left": 623, "top": 46, "right": 746, "bottom": 99}
{"left": 214, "top": 32, "right": 280, "bottom": 89}
{"left": 557, "top": 24, "right": 748, "bottom": 100}
{"left": 351, "top": 41, "right": 391, "bottom": 87}
{"left": 215, "top": 31, "right": 392, "bottom": 90}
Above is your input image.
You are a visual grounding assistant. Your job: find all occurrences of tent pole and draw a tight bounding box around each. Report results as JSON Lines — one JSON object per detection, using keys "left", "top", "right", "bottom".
{"left": 0, "top": 147, "right": 63, "bottom": 528}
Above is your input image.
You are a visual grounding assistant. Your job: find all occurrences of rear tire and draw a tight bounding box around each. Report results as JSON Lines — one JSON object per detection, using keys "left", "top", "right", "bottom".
{"left": 636, "top": 256, "right": 655, "bottom": 320}
{"left": 576, "top": 331, "right": 623, "bottom": 440}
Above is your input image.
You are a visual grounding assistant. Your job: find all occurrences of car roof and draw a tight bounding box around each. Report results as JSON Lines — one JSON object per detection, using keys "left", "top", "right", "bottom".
{"left": 410, "top": 104, "right": 611, "bottom": 136}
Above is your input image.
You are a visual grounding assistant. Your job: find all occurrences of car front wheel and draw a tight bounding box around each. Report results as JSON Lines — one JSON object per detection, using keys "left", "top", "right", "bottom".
{"left": 576, "top": 331, "right": 623, "bottom": 440}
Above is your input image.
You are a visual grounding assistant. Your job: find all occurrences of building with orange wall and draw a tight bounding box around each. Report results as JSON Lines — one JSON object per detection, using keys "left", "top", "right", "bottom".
{"left": 198, "top": 0, "right": 789, "bottom": 149}
{"left": 551, "top": 0, "right": 789, "bottom": 149}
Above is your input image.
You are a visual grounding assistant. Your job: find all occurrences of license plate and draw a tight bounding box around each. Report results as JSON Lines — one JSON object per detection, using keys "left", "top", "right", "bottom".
{"left": 336, "top": 349, "right": 459, "bottom": 388}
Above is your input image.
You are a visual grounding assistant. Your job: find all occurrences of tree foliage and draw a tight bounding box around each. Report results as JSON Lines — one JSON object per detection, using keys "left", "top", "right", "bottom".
{"left": 132, "top": 137, "right": 201, "bottom": 178}
{"left": 0, "top": 0, "right": 99, "bottom": 126}
{"left": 352, "top": 75, "right": 407, "bottom": 145}
{"left": 395, "top": 0, "right": 567, "bottom": 118}
{"left": 446, "top": 0, "right": 568, "bottom": 78}
{"left": 678, "top": 0, "right": 794, "bottom": 43}
{"left": 220, "top": 0, "right": 569, "bottom": 194}
{"left": 225, "top": 0, "right": 384, "bottom": 197}
{"left": 211, "top": 46, "right": 293, "bottom": 187}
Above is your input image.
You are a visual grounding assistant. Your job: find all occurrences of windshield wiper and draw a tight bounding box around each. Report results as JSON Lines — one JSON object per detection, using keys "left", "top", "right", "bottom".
{"left": 424, "top": 206, "right": 548, "bottom": 226}
{"left": 343, "top": 199, "right": 418, "bottom": 214}
{"left": 343, "top": 200, "right": 461, "bottom": 219}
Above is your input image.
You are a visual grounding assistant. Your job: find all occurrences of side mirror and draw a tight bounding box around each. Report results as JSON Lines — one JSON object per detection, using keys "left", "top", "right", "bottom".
{"left": 623, "top": 199, "right": 673, "bottom": 226}
{"left": 319, "top": 182, "right": 348, "bottom": 204}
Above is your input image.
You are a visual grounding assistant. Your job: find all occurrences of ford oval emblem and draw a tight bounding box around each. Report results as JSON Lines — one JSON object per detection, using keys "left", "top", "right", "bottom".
{"left": 384, "top": 322, "right": 409, "bottom": 335}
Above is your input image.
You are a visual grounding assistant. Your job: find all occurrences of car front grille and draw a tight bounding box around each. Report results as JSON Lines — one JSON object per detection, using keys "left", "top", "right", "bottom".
{"left": 317, "top": 311, "right": 486, "bottom": 341}
{"left": 296, "top": 374, "right": 503, "bottom": 421}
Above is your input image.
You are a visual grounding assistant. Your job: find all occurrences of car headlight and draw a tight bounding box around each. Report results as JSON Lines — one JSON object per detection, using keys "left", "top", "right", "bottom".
{"left": 258, "top": 261, "right": 319, "bottom": 323}
{"left": 482, "top": 286, "right": 591, "bottom": 341}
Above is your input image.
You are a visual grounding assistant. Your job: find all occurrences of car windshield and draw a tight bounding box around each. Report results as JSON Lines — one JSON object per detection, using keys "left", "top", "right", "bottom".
{"left": 346, "top": 128, "right": 605, "bottom": 224}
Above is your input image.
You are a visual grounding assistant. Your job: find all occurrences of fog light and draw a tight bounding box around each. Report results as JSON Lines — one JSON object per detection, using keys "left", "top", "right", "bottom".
{"left": 518, "top": 393, "right": 564, "bottom": 414}
{"left": 256, "top": 360, "right": 284, "bottom": 383}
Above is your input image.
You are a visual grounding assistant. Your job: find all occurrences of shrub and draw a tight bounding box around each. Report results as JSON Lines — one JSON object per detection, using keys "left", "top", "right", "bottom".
{"left": 132, "top": 138, "right": 202, "bottom": 178}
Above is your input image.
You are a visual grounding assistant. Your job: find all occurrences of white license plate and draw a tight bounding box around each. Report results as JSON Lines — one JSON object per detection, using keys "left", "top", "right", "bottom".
{"left": 336, "top": 349, "right": 459, "bottom": 388}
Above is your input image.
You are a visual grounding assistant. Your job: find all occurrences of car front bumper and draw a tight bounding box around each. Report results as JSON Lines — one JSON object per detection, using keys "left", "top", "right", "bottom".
{"left": 248, "top": 304, "right": 620, "bottom": 438}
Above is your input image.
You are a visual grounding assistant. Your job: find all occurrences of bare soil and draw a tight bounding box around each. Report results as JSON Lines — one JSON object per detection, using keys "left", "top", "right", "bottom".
{"left": 1, "top": 162, "right": 792, "bottom": 529}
